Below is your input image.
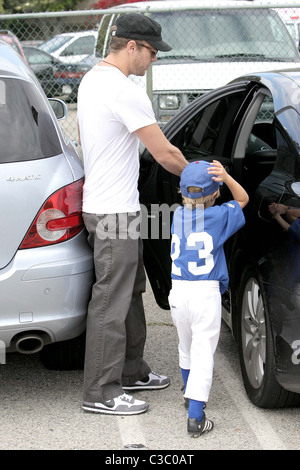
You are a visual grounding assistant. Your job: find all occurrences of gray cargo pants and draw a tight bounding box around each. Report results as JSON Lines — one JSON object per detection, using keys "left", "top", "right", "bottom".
{"left": 82, "top": 212, "right": 151, "bottom": 403}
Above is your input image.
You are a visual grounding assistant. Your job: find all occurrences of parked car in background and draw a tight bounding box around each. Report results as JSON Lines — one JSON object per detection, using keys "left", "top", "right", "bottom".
{"left": 97, "top": 0, "right": 300, "bottom": 126}
{"left": 0, "top": 29, "right": 27, "bottom": 62}
{"left": 21, "top": 40, "right": 44, "bottom": 47}
{"left": 139, "top": 68, "right": 300, "bottom": 409}
{"left": 0, "top": 40, "right": 94, "bottom": 370}
{"left": 54, "top": 55, "right": 95, "bottom": 102}
{"left": 22, "top": 46, "right": 62, "bottom": 98}
{"left": 39, "top": 30, "right": 97, "bottom": 64}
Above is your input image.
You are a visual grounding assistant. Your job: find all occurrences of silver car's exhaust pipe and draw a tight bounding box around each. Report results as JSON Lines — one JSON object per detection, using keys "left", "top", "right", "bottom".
{"left": 15, "top": 333, "right": 44, "bottom": 354}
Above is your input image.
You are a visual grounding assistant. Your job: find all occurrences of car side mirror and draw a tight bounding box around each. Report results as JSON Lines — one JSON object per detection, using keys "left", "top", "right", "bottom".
{"left": 48, "top": 98, "right": 68, "bottom": 120}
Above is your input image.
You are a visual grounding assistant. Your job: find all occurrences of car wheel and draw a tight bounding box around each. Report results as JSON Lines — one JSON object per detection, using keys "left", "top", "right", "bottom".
{"left": 237, "top": 268, "right": 300, "bottom": 408}
{"left": 39, "top": 332, "right": 85, "bottom": 370}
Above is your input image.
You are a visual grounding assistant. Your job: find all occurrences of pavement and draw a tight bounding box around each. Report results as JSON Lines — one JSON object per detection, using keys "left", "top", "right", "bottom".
{"left": 0, "top": 281, "right": 300, "bottom": 454}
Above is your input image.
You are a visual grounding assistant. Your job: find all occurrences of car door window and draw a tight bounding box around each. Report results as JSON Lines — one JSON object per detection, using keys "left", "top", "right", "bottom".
{"left": 247, "top": 95, "right": 275, "bottom": 150}
{"left": 62, "top": 36, "right": 95, "bottom": 56}
{"left": 245, "top": 101, "right": 300, "bottom": 223}
{"left": 179, "top": 92, "right": 247, "bottom": 160}
{"left": 27, "top": 50, "right": 52, "bottom": 65}
{"left": 232, "top": 92, "right": 277, "bottom": 192}
{"left": 39, "top": 35, "right": 73, "bottom": 54}
{"left": 273, "top": 108, "right": 300, "bottom": 180}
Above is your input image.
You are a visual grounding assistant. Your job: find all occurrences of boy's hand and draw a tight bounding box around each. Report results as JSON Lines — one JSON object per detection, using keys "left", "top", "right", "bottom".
{"left": 268, "top": 202, "right": 278, "bottom": 216}
{"left": 208, "top": 159, "right": 249, "bottom": 209}
{"left": 207, "top": 160, "right": 228, "bottom": 183}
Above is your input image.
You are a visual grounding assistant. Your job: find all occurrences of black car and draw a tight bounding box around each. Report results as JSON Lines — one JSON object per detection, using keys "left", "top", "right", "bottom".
{"left": 54, "top": 57, "right": 93, "bottom": 103}
{"left": 139, "top": 69, "right": 300, "bottom": 409}
{"left": 22, "top": 46, "right": 62, "bottom": 98}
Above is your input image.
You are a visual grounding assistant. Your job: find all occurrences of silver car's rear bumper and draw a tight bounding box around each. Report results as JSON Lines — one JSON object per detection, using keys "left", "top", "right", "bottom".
{"left": 0, "top": 231, "right": 93, "bottom": 351}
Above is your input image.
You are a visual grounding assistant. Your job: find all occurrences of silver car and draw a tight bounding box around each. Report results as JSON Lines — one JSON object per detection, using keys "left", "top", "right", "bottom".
{"left": 0, "top": 40, "right": 93, "bottom": 369}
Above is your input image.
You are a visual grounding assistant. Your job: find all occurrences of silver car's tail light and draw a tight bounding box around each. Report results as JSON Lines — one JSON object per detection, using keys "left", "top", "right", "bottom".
{"left": 20, "top": 178, "right": 84, "bottom": 249}
{"left": 37, "top": 209, "right": 67, "bottom": 241}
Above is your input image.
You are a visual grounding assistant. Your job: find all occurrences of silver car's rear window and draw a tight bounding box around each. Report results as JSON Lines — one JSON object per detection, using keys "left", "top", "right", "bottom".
{"left": 0, "top": 76, "right": 62, "bottom": 163}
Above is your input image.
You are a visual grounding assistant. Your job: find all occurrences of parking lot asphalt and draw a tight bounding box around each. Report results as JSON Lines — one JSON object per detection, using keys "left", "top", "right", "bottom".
{"left": 1, "top": 279, "right": 300, "bottom": 454}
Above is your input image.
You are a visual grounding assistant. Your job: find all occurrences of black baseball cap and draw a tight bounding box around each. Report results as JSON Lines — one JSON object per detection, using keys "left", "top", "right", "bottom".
{"left": 113, "top": 13, "right": 172, "bottom": 52}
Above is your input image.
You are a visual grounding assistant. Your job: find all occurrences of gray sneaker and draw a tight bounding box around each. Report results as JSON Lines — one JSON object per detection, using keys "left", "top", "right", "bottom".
{"left": 123, "top": 371, "right": 170, "bottom": 391}
{"left": 82, "top": 393, "right": 148, "bottom": 415}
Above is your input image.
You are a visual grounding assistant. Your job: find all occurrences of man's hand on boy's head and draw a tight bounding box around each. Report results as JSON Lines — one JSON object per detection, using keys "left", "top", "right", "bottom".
{"left": 207, "top": 160, "right": 228, "bottom": 183}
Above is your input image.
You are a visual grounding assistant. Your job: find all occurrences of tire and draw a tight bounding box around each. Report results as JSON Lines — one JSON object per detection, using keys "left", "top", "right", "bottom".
{"left": 237, "top": 267, "right": 300, "bottom": 408}
{"left": 39, "top": 332, "right": 85, "bottom": 370}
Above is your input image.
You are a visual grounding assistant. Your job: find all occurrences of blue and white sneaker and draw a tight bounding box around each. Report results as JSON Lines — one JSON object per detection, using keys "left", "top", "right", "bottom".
{"left": 123, "top": 371, "right": 170, "bottom": 390}
{"left": 82, "top": 393, "right": 148, "bottom": 415}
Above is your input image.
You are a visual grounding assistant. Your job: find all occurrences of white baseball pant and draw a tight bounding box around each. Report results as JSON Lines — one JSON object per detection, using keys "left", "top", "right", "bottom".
{"left": 169, "top": 280, "right": 221, "bottom": 402}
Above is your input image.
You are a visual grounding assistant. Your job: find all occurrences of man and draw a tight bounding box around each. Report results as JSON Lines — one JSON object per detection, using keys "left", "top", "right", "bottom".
{"left": 77, "top": 13, "right": 188, "bottom": 415}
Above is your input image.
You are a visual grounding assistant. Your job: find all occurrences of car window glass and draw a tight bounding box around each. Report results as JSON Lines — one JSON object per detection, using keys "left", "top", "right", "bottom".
{"left": 99, "top": 10, "right": 297, "bottom": 61}
{"left": 26, "top": 49, "right": 52, "bottom": 65}
{"left": 274, "top": 109, "right": 300, "bottom": 180}
{"left": 243, "top": 96, "right": 300, "bottom": 190}
{"left": 0, "top": 77, "right": 62, "bottom": 163}
{"left": 241, "top": 94, "right": 277, "bottom": 189}
{"left": 62, "top": 36, "right": 95, "bottom": 56}
{"left": 246, "top": 95, "right": 276, "bottom": 152}
{"left": 286, "top": 23, "right": 295, "bottom": 40}
{"left": 151, "top": 9, "right": 298, "bottom": 61}
{"left": 39, "top": 35, "right": 73, "bottom": 54}
{"left": 180, "top": 92, "right": 247, "bottom": 158}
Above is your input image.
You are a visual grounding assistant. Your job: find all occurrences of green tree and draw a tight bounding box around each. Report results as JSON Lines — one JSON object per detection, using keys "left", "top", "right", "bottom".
{"left": 3, "top": 0, "right": 78, "bottom": 13}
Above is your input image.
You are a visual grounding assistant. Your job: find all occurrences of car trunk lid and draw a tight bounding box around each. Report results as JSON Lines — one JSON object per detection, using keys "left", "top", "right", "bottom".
{"left": 0, "top": 155, "right": 74, "bottom": 269}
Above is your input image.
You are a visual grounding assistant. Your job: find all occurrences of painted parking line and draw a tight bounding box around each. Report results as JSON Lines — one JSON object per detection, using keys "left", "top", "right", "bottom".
{"left": 117, "top": 415, "right": 148, "bottom": 450}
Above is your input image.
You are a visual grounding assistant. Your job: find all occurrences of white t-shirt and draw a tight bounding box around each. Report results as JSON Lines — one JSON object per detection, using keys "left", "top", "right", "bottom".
{"left": 77, "top": 65, "right": 156, "bottom": 214}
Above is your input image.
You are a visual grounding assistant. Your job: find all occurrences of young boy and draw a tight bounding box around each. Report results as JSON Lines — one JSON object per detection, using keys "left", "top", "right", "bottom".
{"left": 169, "top": 160, "right": 248, "bottom": 437}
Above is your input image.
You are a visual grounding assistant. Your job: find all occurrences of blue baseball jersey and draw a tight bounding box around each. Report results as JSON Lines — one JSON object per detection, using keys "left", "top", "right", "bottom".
{"left": 170, "top": 201, "right": 245, "bottom": 294}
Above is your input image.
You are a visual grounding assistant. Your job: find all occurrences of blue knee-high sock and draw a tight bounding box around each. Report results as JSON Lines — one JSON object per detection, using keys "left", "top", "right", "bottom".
{"left": 181, "top": 368, "right": 205, "bottom": 422}
{"left": 181, "top": 368, "right": 189, "bottom": 392}
{"left": 189, "top": 399, "right": 205, "bottom": 423}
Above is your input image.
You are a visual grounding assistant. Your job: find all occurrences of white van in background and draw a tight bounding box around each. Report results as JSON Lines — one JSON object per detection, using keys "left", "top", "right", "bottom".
{"left": 96, "top": 0, "right": 300, "bottom": 126}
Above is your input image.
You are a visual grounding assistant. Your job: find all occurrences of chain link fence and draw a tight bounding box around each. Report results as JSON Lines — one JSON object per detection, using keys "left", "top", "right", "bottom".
{"left": 1, "top": 2, "right": 300, "bottom": 143}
